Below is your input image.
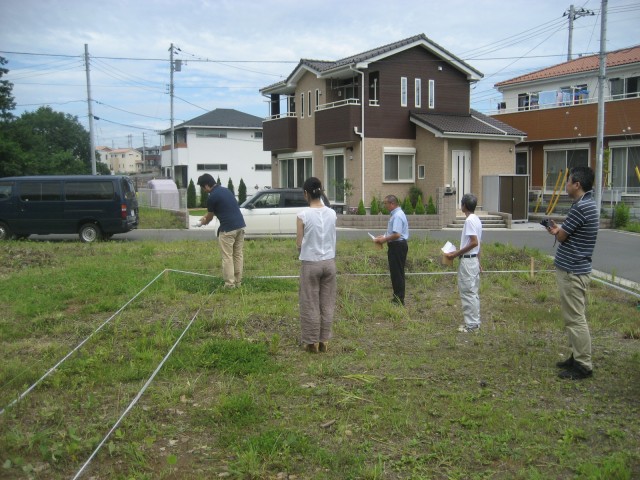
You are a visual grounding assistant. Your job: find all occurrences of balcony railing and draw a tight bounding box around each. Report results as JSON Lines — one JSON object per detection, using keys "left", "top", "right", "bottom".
{"left": 316, "top": 98, "right": 360, "bottom": 111}
{"left": 491, "top": 91, "right": 640, "bottom": 115}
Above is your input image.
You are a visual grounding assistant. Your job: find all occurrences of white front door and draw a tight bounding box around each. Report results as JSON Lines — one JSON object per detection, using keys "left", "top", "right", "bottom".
{"left": 451, "top": 150, "right": 471, "bottom": 204}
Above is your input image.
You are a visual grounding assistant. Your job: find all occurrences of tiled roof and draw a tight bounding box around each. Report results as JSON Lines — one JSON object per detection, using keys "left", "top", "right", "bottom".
{"left": 176, "top": 108, "right": 263, "bottom": 129}
{"left": 495, "top": 45, "right": 640, "bottom": 87}
{"left": 411, "top": 109, "right": 526, "bottom": 137}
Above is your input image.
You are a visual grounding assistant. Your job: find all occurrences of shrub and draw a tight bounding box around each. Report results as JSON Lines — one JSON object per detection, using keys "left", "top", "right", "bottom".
{"left": 402, "top": 196, "right": 414, "bottom": 214}
{"left": 238, "top": 178, "right": 247, "bottom": 205}
{"left": 187, "top": 179, "right": 197, "bottom": 208}
{"left": 408, "top": 186, "right": 423, "bottom": 208}
{"left": 227, "top": 178, "right": 235, "bottom": 197}
{"left": 427, "top": 195, "right": 437, "bottom": 214}
{"left": 370, "top": 196, "right": 380, "bottom": 215}
{"left": 199, "top": 187, "right": 208, "bottom": 208}
{"left": 414, "top": 194, "right": 426, "bottom": 214}
{"left": 357, "top": 199, "right": 366, "bottom": 215}
{"left": 614, "top": 202, "right": 630, "bottom": 228}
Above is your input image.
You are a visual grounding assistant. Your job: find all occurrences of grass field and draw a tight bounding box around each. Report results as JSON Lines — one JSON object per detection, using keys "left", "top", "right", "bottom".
{"left": 0, "top": 237, "right": 638, "bottom": 479}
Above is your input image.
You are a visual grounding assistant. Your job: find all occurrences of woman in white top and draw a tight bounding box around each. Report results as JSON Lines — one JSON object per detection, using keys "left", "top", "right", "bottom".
{"left": 296, "top": 177, "right": 337, "bottom": 353}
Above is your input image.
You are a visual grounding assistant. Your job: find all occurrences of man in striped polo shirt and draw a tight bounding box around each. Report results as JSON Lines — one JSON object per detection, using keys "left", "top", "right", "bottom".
{"left": 545, "top": 166, "right": 599, "bottom": 380}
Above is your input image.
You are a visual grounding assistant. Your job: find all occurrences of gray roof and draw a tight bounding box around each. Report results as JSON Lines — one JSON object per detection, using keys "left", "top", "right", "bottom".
{"left": 167, "top": 109, "right": 263, "bottom": 132}
{"left": 410, "top": 109, "right": 526, "bottom": 138}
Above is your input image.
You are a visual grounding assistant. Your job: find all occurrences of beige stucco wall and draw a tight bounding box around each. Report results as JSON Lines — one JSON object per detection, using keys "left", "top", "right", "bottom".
{"left": 472, "top": 140, "right": 518, "bottom": 206}
{"left": 415, "top": 128, "right": 447, "bottom": 204}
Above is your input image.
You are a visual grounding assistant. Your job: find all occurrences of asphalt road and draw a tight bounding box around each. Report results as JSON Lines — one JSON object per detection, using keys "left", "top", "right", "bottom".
{"left": 27, "top": 225, "right": 640, "bottom": 287}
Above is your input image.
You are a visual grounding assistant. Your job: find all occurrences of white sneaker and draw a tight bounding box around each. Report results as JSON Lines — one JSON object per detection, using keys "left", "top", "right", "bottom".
{"left": 457, "top": 325, "right": 479, "bottom": 333}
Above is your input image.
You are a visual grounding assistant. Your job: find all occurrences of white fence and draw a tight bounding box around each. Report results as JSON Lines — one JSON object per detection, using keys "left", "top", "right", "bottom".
{"left": 137, "top": 188, "right": 188, "bottom": 211}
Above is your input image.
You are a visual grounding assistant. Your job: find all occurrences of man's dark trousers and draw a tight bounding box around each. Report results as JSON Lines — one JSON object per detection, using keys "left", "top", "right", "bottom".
{"left": 387, "top": 240, "right": 408, "bottom": 303}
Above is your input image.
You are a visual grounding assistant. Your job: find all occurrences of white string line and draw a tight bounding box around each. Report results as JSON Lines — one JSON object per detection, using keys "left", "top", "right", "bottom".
{"left": 0, "top": 269, "right": 168, "bottom": 415}
{"left": 72, "top": 302, "right": 206, "bottom": 480}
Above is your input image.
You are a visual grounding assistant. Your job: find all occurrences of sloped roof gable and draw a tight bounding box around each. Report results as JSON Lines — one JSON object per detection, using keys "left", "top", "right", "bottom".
{"left": 411, "top": 109, "right": 526, "bottom": 139}
{"left": 168, "top": 108, "right": 263, "bottom": 132}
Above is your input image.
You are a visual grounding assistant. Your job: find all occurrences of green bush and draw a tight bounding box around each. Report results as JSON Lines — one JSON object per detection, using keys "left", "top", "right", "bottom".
{"left": 357, "top": 199, "right": 366, "bottom": 215}
{"left": 402, "top": 196, "right": 414, "bottom": 214}
{"left": 414, "top": 194, "right": 426, "bottom": 214}
{"left": 370, "top": 196, "right": 380, "bottom": 215}
{"left": 427, "top": 195, "right": 437, "bottom": 214}
{"left": 227, "top": 178, "right": 235, "bottom": 197}
{"left": 614, "top": 202, "right": 630, "bottom": 228}
{"left": 408, "top": 186, "right": 423, "bottom": 208}
{"left": 187, "top": 179, "right": 197, "bottom": 208}
{"left": 238, "top": 178, "right": 247, "bottom": 205}
{"left": 199, "top": 186, "right": 208, "bottom": 208}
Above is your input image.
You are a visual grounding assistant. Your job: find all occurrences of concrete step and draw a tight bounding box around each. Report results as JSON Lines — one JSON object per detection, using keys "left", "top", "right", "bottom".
{"left": 446, "top": 215, "right": 507, "bottom": 229}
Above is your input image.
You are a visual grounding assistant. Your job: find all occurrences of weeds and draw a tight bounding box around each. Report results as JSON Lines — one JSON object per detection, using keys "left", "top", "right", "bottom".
{"left": 0, "top": 239, "right": 638, "bottom": 479}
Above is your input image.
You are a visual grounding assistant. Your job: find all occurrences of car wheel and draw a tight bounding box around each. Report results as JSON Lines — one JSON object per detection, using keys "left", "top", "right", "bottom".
{"left": 79, "top": 223, "right": 101, "bottom": 243}
{"left": 0, "top": 221, "right": 14, "bottom": 240}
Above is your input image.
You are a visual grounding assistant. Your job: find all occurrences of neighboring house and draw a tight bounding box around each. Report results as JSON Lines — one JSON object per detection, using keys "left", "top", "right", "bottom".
{"left": 137, "top": 145, "right": 162, "bottom": 173}
{"left": 260, "top": 34, "right": 525, "bottom": 210}
{"left": 492, "top": 45, "right": 640, "bottom": 201}
{"left": 160, "top": 108, "right": 272, "bottom": 193}
{"left": 96, "top": 146, "right": 112, "bottom": 168}
{"left": 103, "top": 148, "right": 143, "bottom": 174}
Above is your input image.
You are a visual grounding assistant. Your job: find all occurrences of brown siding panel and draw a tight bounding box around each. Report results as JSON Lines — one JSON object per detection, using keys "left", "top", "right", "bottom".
{"left": 315, "top": 105, "right": 361, "bottom": 145}
{"left": 262, "top": 117, "right": 297, "bottom": 152}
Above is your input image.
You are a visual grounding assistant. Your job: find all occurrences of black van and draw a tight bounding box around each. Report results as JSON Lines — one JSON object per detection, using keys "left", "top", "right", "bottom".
{"left": 0, "top": 175, "right": 139, "bottom": 242}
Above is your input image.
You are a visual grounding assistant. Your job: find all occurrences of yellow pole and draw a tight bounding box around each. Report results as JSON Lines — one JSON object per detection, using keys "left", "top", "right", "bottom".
{"left": 546, "top": 170, "right": 564, "bottom": 215}
{"left": 534, "top": 172, "right": 549, "bottom": 213}
{"left": 548, "top": 169, "right": 568, "bottom": 215}
{"left": 635, "top": 165, "right": 640, "bottom": 182}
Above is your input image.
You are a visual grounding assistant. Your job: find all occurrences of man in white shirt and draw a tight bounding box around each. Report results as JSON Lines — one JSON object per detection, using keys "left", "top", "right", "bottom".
{"left": 445, "top": 194, "right": 482, "bottom": 332}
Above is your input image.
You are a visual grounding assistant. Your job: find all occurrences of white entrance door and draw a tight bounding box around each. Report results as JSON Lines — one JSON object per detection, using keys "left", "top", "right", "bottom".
{"left": 451, "top": 150, "right": 471, "bottom": 204}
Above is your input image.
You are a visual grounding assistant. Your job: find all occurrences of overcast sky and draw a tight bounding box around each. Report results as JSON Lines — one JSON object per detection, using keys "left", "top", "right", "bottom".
{"left": 1, "top": 0, "right": 639, "bottom": 149}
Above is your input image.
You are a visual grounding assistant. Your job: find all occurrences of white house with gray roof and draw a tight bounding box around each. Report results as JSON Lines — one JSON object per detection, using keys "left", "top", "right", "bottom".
{"left": 160, "top": 108, "right": 272, "bottom": 195}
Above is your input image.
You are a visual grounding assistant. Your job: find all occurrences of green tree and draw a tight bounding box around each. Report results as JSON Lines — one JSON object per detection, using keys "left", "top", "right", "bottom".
{"left": 0, "top": 106, "right": 92, "bottom": 176}
{"left": 227, "top": 178, "right": 235, "bottom": 197}
{"left": 0, "top": 56, "right": 16, "bottom": 121}
{"left": 238, "top": 178, "right": 247, "bottom": 204}
{"left": 187, "top": 179, "right": 197, "bottom": 208}
{"left": 199, "top": 187, "right": 208, "bottom": 208}
{"left": 357, "top": 198, "right": 366, "bottom": 215}
{"left": 408, "top": 186, "right": 423, "bottom": 208}
{"left": 370, "top": 195, "right": 380, "bottom": 215}
{"left": 414, "top": 194, "right": 426, "bottom": 214}
{"left": 216, "top": 176, "right": 221, "bottom": 186}
{"left": 402, "top": 196, "right": 414, "bottom": 214}
{"left": 427, "top": 195, "right": 437, "bottom": 214}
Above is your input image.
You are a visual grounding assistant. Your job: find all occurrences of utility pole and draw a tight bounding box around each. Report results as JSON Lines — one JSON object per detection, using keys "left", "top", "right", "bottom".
{"left": 84, "top": 44, "right": 97, "bottom": 175}
{"left": 169, "top": 43, "right": 174, "bottom": 179}
{"left": 594, "top": 0, "right": 607, "bottom": 216}
{"left": 564, "top": 5, "right": 595, "bottom": 61}
{"left": 142, "top": 132, "right": 147, "bottom": 170}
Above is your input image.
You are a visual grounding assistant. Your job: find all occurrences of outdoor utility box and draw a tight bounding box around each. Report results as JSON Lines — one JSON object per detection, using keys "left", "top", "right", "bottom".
{"left": 147, "top": 179, "right": 180, "bottom": 211}
{"left": 483, "top": 175, "right": 529, "bottom": 222}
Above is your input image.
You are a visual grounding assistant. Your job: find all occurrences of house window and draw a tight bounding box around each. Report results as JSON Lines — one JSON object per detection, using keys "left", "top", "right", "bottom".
{"left": 280, "top": 157, "right": 312, "bottom": 188}
{"left": 515, "top": 151, "right": 528, "bottom": 175}
{"left": 400, "top": 77, "right": 408, "bottom": 107}
{"left": 428, "top": 79, "right": 435, "bottom": 109}
{"left": 415, "top": 79, "right": 422, "bottom": 108}
{"left": 518, "top": 92, "right": 539, "bottom": 111}
{"left": 315, "top": 89, "right": 321, "bottom": 110}
{"left": 418, "top": 164, "right": 425, "bottom": 179}
{"left": 610, "top": 76, "right": 640, "bottom": 99}
{"left": 324, "top": 154, "right": 346, "bottom": 203}
{"left": 308, "top": 91, "right": 312, "bottom": 117}
{"left": 369, "top": 72, "right": 379, "bottom": 106}
{"left": 197, "top": 164, "right": 228, "bottom": 171}
{"left": 253, "top": 131, "right": 263, "bottom": 139}
{"left": 610, "top": 144, "right": 640, "bottom": 192}
{"left": 255, "top": 164, "right": 271, "bottom": 171}
{"left": 300, "top": 93, "right": 305, "bottom": 118}
{"left": 196, "top": 130, "right": 227, "bottom": 138}
{"left": 544, "top": 146, "right": 589, "bottom": 191}
{"left": 384, "top": 152, "right": 414, "bottom": 182}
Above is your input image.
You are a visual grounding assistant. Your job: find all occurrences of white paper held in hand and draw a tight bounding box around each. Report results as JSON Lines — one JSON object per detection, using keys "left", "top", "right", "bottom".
{"left": 368, "top": 232, "right": 375, "bottom": 239}
{"left": 441, "top": 241, "right": 457, "bottom": 254}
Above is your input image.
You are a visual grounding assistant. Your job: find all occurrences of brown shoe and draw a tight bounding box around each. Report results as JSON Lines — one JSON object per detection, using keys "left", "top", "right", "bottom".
{"left": 305, "top": 343, "right": 319, "bottom": 353}
{"left": 319, "top": 342, "right": 328, "bottom": 353}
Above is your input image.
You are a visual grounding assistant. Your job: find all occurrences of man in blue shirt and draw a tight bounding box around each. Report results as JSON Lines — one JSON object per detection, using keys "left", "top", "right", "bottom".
{"left": 545, "top": 166, "right": 599, "bottom": 380}
{"left": 374, "top": 195, "right": 409, "bottom": 305}
{"left": 197, "top": 174, "right": 246, "bottom": 288}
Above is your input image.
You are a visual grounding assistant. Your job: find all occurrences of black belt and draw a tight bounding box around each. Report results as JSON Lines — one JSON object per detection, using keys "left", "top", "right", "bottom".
{"left": 462, "top": 254, "right": 478, "bottom": 258}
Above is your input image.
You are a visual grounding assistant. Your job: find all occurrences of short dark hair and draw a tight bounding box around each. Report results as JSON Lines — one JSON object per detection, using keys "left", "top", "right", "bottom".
{"left": 570, "top": 166, "right": 594, "bottom": 192}
{"left": 384, "top": 195, "right": 399, "bottom": 206}
{"left": 461, "top": 193, "right": 477, "bottom": 212}
{"left": 302, "top": 177, "right": 323, "bottom": 200}
{"left": 197, "top": 174, "right": 215, "bottom": 188}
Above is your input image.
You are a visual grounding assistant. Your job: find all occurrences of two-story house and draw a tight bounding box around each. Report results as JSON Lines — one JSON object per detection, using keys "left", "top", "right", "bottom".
{"left": 102, "top": 148, "right": 143, "bottom": 174}
{"left": 160, "top": 108, "right": 272, "bottom": 193}
{"left": 260, "top": 34, "right": 525, "bottom": 210}
{"left": 492, "top": 45, "right": 640, "bottom": 210}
